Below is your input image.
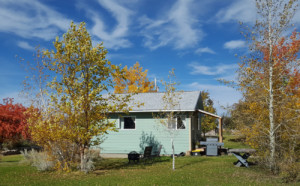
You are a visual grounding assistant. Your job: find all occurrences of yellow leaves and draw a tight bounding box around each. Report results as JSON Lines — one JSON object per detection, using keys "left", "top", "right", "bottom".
{"left": 240, "top": 123, "right": 263, "bottom": 149}
{"left": 113, "top": 62, "right": 156, "bottom": 93}
{"left": 200, "top": 91, "right": 217, "bottom": 133}
{"left": 234, "top": 32, "right": 300, "bottom": 162}
{"left": 25, "top": 21, "right": 134, "bottom": 172}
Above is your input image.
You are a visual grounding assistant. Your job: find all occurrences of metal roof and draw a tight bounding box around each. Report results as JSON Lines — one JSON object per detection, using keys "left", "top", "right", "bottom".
{"left": 115, "top": 91, "right": 201, "bottom": 112}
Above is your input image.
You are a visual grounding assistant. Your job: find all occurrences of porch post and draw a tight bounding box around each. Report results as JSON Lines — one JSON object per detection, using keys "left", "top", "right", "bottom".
{"left": 218, "top": 117, "right": 223, "bottom": 142}
{"left": 197, "top": 109, "right": 223, "bottom": 142}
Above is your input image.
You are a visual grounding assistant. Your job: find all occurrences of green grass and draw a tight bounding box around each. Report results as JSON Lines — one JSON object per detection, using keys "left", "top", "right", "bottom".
{"left": 223, "top": 135, "right": 250, "bottom": 149}
{"left": 0, "top": 153, "right": 293, "bottom": 186}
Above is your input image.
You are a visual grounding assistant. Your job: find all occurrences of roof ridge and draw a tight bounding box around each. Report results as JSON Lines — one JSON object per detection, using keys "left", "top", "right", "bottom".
{"left": 114, "top": 90, "right": 200, "bottom": 95}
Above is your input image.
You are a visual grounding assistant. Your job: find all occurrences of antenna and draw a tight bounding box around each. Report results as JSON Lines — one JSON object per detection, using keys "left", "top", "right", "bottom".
{"left": 154, "top": 78, "right": 159, "bottom": 92}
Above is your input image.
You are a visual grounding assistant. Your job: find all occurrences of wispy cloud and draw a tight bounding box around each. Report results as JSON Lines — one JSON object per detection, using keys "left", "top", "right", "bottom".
{"left": 215, "top": 0, "right": 300, "bottom": 30}
{"left": 195, "top": 47, "right": 216, "bottom": 55}
{"left": 215, "top": 0, "right": 256, "bottom": 24}
{"left": 79, "top": 0, "right": 133, "bottom": 49}
{"left": 17, "top": 41, "right": 35, "bottom": 51}
{"left": 106, "top": 53, "right": 144, "bottom": 61}
{"left": 188, "top": 63, "right": 238, "bottom": 75}
{"left": 0, "top": 0, "right": 71, "bottom": 41}
{"left": 139, "top": 0, "right": 203, "bottom": 50}
{"left": 224, "top": 40, "right": 246, "bottom": 49}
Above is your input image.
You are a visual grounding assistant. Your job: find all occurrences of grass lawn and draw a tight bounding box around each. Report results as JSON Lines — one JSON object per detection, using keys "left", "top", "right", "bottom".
{"left": 223, "top": 135, "right": 250, "bottom": 149}
{"left": 0, "top": 153, "right": 293, "bottom": 186}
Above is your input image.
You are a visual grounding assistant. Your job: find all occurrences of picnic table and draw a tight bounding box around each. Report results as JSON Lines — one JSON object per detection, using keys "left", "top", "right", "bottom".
{"left": 228, "top": 149, "right": 256, "bottom": 168}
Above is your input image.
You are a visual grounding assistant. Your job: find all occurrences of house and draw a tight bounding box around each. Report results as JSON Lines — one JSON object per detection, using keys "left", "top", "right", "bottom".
{"left": 96, "top": 91, "right": 223, "bottom": 157}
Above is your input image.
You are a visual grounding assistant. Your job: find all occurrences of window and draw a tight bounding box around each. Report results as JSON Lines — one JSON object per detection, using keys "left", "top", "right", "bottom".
{"left": 120, "top": 116, "right": 135, "bottom": 129}
{"left": 124, "top": 117, "right": 135, "bottom": 129}
{"left": 177, "top": 116, "right": 185, "bottom": 129}
{"left": 168, "top": 116, "right": 185, "bottom": 130}
{"left": 167, "top": 118, "right": 176, "bottom": 129}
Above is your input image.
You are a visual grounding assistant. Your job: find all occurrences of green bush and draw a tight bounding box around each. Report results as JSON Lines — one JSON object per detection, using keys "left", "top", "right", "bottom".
{"left": 1, "top": 139, "right": 35, "bottom": 150}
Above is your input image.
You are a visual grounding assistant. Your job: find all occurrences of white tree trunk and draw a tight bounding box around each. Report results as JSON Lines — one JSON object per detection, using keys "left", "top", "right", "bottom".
{"left": 268, "top": 4, "right": 276, "bottom": 170}
{"left": 269, "top": 63, "right": 276, "bottom": 170}
{"left": 80, "top": 145, "right": 86, "bottom": 172}
{"left": 172, "top": 138, "right": 175, "bottom": 170}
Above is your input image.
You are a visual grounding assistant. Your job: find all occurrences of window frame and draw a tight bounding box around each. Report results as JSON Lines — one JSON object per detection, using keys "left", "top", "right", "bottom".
{"left": 167, "top": 115, "right": 186, "bottom": 130}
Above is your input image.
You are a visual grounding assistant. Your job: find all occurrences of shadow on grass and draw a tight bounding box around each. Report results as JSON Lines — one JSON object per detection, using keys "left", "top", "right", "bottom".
{"left": 177, "top": 157, "right": 209, "bottom": 169}
{"left": 233, "top": 161, "right": 257, "bottom": 167}
{"left": 1, "top": 160, "right": 20, "bottom": 162}
{"left": 228, "top": 137, "right": 245, "bottom": 143}
{"left": 93, "top": 156, "right": 171, "bottom": 172}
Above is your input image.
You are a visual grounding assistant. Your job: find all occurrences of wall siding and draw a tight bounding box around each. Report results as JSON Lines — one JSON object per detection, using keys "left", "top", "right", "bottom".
{"left": 96, "top": 112, "right": 191, "bottom": 155}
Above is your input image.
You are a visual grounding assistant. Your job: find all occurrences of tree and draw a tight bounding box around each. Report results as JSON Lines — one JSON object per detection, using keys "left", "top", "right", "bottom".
{"left": 0, "top": 98, "right": 30, "bottom": 148}
{"left": 229, "top": 100, "right": 253, "bottom": 132}
{"left": 25, "top": 22, "right": 130, "bottom": 172}
{"left": 221, "top": 114, "right": 235, "bottom": 130}
{"left": 22, "top": 48, "right": 76, "bottom": 170}
{"left": 237, "top": 0, "right": 299, "bottom": 177}
{"left": 200, "top": 91, "right": 217, "bottom": 137}
{"left": 154, "top": 69, "right": 183, "bottom": 170}
{"left": 113, "top": 62, "right": 157, "bottom": 93}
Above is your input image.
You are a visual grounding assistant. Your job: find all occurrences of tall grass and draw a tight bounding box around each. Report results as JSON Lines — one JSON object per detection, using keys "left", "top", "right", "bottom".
{"left": 21, "top": 149, "right": 54, "bottom": 171}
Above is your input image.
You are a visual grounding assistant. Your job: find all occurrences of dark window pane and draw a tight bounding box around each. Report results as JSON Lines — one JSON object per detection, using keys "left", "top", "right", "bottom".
{"left": 177, "top": 116, "right": 185, "bottom": 129}
{"left": 124, "top": 117, "right": 135, "bottom": 129}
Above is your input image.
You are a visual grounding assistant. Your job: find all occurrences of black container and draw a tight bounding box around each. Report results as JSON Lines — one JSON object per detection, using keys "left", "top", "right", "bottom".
{"left": 128, "top": 151, "right": 140, "bottom": 162}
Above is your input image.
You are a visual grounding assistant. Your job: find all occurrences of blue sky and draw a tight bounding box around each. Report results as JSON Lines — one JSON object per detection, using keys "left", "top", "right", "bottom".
{"left": 0, "top": 0, "right": 299, "bottom": 114}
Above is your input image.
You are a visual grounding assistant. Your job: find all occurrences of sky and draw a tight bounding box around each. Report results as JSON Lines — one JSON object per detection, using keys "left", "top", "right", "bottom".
{"left": 0, "top": 0, "right": 299, "bottom": 114}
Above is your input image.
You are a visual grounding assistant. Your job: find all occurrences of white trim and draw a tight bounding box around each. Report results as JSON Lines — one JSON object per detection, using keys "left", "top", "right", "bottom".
{"left": 112, "top": 109, "right": 194, "bottom": 113}
{"left": 189, "top": 114, "right": 192, "bottom": 151}
{"left": 117, "top": 117, "right": 121, "bottom": 129}
{"left": 197, "top": 109, "right": 221, "bottom": 119}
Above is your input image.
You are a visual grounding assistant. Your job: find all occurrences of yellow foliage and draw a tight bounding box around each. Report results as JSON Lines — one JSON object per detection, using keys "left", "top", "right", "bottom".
{"left": 26, "top": 22, "right": 131, "bottom": 172}
{"left": 234, "top": 30, "right": 300, "bottom": 176}
{"left": 113, "top": 62, "right": 156, "bottom": 93}
{"left": 200, "top": 90, "right": 217, "bottom": 135}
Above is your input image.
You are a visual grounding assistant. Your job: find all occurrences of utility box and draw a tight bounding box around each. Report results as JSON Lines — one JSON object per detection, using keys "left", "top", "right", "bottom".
{"left": 200, "top": 138, "right": 224, "bottom": 156}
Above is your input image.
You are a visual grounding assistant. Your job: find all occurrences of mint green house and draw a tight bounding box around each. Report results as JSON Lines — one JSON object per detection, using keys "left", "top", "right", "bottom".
{"left": 98, "top": 91, "right": 204, "bottom": 156}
